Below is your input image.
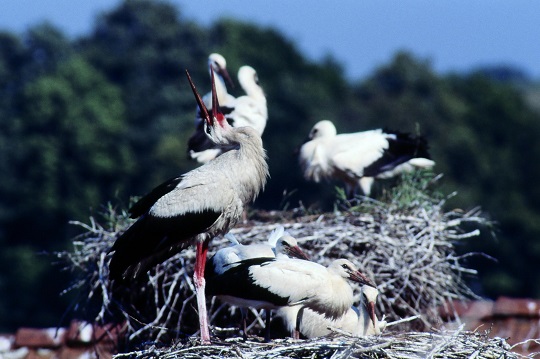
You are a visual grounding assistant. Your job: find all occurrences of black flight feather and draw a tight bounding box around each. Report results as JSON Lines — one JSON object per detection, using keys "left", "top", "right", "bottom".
{"left": 206, "top": 257, "right": 292, "bottom": 307}
{"left": 363, "top": 130, "right": 431, "bottom": 177}
{"left": 109, "top": 209, "right": 221, "bottom": 282}
{"left": 128, "top": 176, "right": 183, "bottom": 219}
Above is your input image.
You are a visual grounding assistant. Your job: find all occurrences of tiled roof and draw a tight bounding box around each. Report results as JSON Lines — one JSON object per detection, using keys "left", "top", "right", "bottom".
{"left": 441, "top": 296, "right": 540, "bottom": 356}
{"left": 0, "top": 321, "right": 122, "bottom": 359}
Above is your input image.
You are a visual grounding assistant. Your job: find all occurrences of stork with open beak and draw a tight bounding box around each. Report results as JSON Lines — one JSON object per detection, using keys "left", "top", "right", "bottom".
{"left": 275, "top": 284, "right": 385, "bottom": 338}
{"left": 299, "top": 120, "right": 435, "bottom": 197}
{"left": 108, "top": 68, "right": 268, "bottom": 343}
{"left": 189, "top": 62, "right": 268, "bottom": 164}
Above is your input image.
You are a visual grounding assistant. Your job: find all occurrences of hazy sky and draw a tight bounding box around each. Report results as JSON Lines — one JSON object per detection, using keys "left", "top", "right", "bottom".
{"left": 2, "top": 0, "right": 539, "bottom": 80}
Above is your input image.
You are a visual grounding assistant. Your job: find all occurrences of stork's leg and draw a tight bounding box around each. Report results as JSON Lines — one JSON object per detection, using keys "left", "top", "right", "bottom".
{"left": 293, "top": 306, "right": 305, "bottom": 340}
{"left": 264, "top": 309, "right": 271, "bottom": 342}
{"left": 194, "top": 238, "right": 211, "bottom": 344}
{"left": 240, "top": 308, "right": 248, "bottom": 340}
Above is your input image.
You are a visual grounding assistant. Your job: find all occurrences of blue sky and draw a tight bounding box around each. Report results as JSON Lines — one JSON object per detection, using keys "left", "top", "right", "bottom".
{"left": 1, "top": 0, "right": 539, "bottom": 80}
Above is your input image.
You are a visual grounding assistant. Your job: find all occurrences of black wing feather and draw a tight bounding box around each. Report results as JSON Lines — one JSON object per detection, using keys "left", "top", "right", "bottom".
{"left": 206, "top": 257, "right": 292, "bottom": 307}
{"left": 363, "top": 130, "right": 431, "bottom": 177}
{"left": 109, "top": 209, "right": 221, "bottom": 281}
{"left": 128, "top": 176, "right": 183, "bottom": 218}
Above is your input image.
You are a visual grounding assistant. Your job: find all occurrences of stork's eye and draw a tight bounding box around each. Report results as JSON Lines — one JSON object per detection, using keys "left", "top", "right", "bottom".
{"left": 341, "top": 264, "right": 350, "bottom": 270}
{"left": 205, "top": 125, "right": 211, "bottom": 135}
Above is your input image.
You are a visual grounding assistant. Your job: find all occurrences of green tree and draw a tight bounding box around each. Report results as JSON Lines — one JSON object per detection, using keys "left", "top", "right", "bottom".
{"left": 0, "top": 56, "right": 132, "bottom": 330}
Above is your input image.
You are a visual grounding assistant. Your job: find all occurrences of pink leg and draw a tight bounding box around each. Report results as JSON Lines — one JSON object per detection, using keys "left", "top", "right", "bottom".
{"left": 194, "top": 239, "right": 211, "bottom": 344}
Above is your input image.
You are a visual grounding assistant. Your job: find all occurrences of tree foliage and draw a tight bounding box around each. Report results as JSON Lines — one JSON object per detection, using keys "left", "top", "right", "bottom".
{"left": 0, "top": 0, "right": 539, "bottom": 330}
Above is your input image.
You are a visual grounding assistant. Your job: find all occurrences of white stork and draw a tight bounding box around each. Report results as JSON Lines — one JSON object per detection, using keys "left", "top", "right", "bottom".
{"left": 205, "top": 227, "right": 308, "bottom": 339}
{"left": 108, "top": 68, "right": 269, "bottom": 343}
{"left": 189, "top": 63, "right": 268, "bottom": 164}
{"left": 208, "top": 226, "right": 309, "bottom": 274}
{"left": 188, "top": 53, "right": 236, "bottom": 163}
{"left": 202, "top": 53, "right": 235, "bottom": 115}
{"left": 299, "top": 120, "right": 435, "bottom": 197}
{"left": 275, "top": 284, "right": 386, "bottom": 338}
{"left": 206, "top": 257, "right": 374, "bottom": 340}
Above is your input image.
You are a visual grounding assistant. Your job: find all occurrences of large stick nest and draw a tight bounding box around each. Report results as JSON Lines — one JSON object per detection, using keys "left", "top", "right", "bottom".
{"left": 55, "top": 172, "right": 500, "bottom": 355}
{"left": 115, "top": 327, "right": 523, "bottom": 359}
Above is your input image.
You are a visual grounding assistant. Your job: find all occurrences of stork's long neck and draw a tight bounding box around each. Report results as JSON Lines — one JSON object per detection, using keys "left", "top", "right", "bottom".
{"left": 241, "top": 79, "right": 265, "bottom": 103}
{"left": 225, "top": 127, "right": 268, "bottom": 204}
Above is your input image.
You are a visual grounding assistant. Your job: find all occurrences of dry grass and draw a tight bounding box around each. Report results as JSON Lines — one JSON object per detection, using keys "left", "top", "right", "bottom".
{"left": 56, "top": 171, "right": 509, "bottom": 357}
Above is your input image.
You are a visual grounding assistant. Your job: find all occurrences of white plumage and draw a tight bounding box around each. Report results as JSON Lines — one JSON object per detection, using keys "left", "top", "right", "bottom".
{"left": 299, "top": 120, "right": 435, "bottom": 196}
{"left": 205, "top": 226, "right": 308, "bottom": 339}
{"left": 189, "top": 61, "right": 268, "bottom": 164}
{"left": 207, "top": 226, "right": 309, "bottom": 276}
{"left": 207, "top": 258, "right": 373, "bottom": 322}
{"left": 202, "top": 53, "right": 235, "bottom": 115}
{"left": 275, "top": 285, "right": 386, "bottom": 338}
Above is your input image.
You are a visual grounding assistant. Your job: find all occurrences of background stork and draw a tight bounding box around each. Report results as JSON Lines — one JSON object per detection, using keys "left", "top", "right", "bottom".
{"left": 189, "top": 62, "right": 268, "bottom": 164}
{"left": 299, "top": 119, "right": 435, "bottom": 197}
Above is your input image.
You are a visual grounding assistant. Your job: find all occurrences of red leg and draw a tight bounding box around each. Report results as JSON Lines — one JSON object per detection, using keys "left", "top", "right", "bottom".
{"left": 194, "top": 238, "right": 211, "bottom": 344}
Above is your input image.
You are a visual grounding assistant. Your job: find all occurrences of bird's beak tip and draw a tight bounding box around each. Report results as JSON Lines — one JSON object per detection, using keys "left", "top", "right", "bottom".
{"left": 186, "top": 69, "right": 212, "bottom": 126}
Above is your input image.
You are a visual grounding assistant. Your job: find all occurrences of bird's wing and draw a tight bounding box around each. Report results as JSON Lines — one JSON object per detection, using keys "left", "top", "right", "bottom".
{"left": 226, "top": 96, "right": 267, "bottom": 135}
{"left": 128, "top": 176, "right": 183, "bottom": 218}
{"left": 206, "top": 257, "right": 292, "bottom": 307}
{"left": 329, "top": 131, "right": 389, "bottom": 177}
{"left": 248, "top": 259, "right": 327, "bottom": 305}
{"left": 109, "top": 208, "right": 221, "bottom": 281}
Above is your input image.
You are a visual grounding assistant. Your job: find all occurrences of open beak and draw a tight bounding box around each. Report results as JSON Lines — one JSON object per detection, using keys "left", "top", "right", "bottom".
{"left": 185, "top": 69, "right": 212, "bottom": 127}
{"left": 210, "top": 67, "right": 220, "bottom": 122}
{"left": 286, "top": 245, "right": 310, "bottom": 260}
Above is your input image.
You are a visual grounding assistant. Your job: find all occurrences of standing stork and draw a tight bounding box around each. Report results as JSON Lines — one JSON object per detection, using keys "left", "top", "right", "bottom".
{"left": 189, "top": 64, "right": 268, "bottom": 164}
{"left": 108, "top": 68, "right": 269, "bottom": 343}
{"left": 299, "top": 120, "right": 435, "bottom": 197}
{"left": 275, "top": 284, "right": 385, "bottom": 338}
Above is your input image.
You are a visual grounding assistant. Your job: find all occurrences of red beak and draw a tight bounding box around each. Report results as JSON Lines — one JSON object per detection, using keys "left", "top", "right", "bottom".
{"left": 217, "top": 65, "right": 235, "bottom": 89}
{"left": 210, "top": 67, "right": 227, "bottom": 128}
{"left": 210, "top": 66, "right": 220, "bottom": 122}
{"left": 349, "top": 270, "right": 376, "bottom": 288}
{"left": 287, "top": 245, "right": 310, "bottom": 260}
{"left": 366, "top": 300, "right": 377, "bottom": 328}
{"left": 185, "top": 69, "right": 212, "bottom": 127}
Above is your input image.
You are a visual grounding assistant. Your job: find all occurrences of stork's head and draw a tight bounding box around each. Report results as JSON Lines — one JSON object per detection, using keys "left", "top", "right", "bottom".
{"left": 208, "top": 53, "right": 234, "bottom": 89}
{"left": 361, "top": 284, "right": 379, "bottom": 329}
{"left": 309, "top": 120, "right": 338, "bottom": 140}
{"left": 186, "top": 68, "right": 231, "bottom": 143}
{"left": 329, "top": 259, "right": 375, "bottom": 288}
{"left": 275, "top": 235, "right": 310, "bottom": 260}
